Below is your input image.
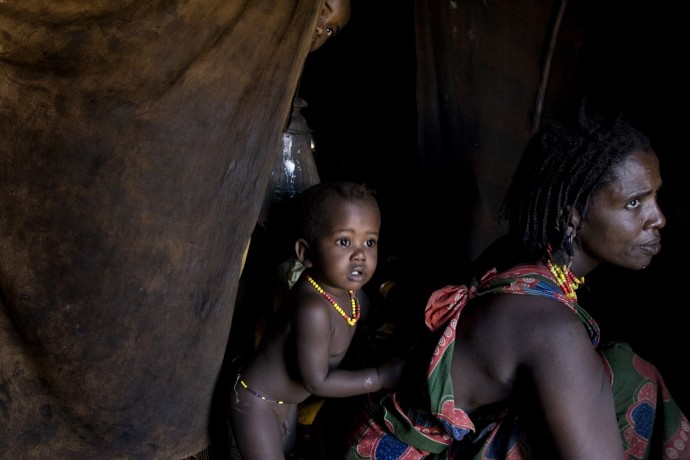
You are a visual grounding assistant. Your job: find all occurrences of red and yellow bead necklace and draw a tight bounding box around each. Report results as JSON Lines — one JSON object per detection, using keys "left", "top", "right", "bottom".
{"left": 305, "top": 274, "right": 360, "bottom": 326}
{"left": 544, "top": 244, "right": 585, "bottom": 301}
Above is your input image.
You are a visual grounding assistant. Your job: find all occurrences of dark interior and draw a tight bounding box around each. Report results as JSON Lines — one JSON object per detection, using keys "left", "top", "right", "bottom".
{"left": 1, "top": 1, "right": 687, "bottom": 457}
{"left": 298, "top": 0, "right": 690, "bottom": 415}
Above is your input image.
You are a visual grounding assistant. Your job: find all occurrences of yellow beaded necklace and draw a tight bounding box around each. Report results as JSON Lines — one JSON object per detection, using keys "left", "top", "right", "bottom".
{"left": 305, "top": 274, "right": 360, "bottom": 326}
{"left": 544, "top": 244, "right": 584, "bottom": 301}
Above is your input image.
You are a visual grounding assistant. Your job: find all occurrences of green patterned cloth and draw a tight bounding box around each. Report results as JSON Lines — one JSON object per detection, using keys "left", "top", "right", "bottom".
{"left": 311, "top": 265, "right": 689, "bottom": 459}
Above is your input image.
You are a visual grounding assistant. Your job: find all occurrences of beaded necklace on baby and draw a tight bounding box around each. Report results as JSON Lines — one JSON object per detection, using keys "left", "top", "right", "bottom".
{"left": 305, "top": 274, "right": 360, "bottom": 326}
{"left": 544, "top": 244, "right": 585, "bottom": 301}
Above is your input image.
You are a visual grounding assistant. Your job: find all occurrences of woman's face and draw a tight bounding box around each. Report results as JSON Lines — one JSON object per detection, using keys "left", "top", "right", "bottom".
{"left": 577, "top": 150, "right": 665, "bottom": 270}
{"left": 309, "top": 0, "right": 351, "bottom": 52}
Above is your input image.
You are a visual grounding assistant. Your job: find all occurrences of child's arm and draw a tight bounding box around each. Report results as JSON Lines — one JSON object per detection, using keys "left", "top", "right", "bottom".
{"left": 293, "top": 296, "right": 404, "bottom": 397}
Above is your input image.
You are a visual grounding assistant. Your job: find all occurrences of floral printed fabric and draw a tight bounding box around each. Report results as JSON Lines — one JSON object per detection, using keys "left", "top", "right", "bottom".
{"left": 320, "top": 265, "right": 689, "bottom": 459}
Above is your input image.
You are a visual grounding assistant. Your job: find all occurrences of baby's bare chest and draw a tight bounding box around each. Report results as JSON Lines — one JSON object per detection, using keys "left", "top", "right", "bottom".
{"left": 328, "top": 321, "right": 357, "bottom": 364}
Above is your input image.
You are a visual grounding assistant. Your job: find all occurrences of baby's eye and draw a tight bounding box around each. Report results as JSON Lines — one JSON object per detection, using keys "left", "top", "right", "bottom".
{"left": 337, "top": 238, "right": 350, "bottom": 247}
{"left": 365, "top": 239, "right": 377, "bottom": 248}
{"left": 325, "top": 26, "right": 334, "bottom": 37}
{"left": 625, "top": 198, "right": 641, "bottom": 210}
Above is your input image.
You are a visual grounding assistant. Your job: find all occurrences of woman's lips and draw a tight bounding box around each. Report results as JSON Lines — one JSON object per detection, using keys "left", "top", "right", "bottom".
{"left": 637, "top": 239, "right": 661, "bottom": 256}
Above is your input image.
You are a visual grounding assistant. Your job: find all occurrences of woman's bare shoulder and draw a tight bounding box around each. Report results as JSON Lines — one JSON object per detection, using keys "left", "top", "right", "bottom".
{"left": 461, "top": 292, "right": 591, "bottom": 359}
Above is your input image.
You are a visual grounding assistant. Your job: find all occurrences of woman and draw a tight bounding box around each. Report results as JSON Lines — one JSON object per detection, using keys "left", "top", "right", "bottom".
{"left": 309, "top": 114, "right": 689, "bottom": 459}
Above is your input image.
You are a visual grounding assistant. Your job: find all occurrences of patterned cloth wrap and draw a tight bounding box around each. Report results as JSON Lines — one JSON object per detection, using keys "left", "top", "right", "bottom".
{"left": 338, "top": 265, "right": 689, "bottom": 459}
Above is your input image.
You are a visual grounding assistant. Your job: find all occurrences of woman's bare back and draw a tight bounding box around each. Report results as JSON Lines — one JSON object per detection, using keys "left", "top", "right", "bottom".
{"left": 450, "top": 290, "right": 622, "bottom": 457}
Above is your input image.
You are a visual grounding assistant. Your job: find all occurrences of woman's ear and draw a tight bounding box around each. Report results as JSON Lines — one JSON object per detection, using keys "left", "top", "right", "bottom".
{"left": 295, "top": 239, "right": 313, "bottom": 268}
{"left": 567, "top": 207, "right": 583, "bottom": 240}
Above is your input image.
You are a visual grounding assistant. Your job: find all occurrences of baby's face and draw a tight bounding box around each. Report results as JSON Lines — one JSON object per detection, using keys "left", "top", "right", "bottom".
{"left": 309, "top": 0, "right": 351, "bottom": 52}
{"left": 310, "top": 198, "right": 380, "bottom": 292}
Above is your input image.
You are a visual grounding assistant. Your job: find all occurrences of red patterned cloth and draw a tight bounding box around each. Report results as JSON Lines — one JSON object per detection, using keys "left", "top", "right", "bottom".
{"left": 310, "top": 265, "right": 689, "bottom": 459}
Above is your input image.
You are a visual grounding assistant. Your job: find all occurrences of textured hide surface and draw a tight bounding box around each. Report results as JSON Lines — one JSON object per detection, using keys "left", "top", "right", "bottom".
{"left": 0, "top": 1, "right": 318, "bottom": 457}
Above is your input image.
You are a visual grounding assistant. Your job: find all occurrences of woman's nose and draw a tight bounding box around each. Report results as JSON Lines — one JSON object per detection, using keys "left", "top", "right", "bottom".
{"left": 647, "top": 201, "right": 666, "bottom": 230}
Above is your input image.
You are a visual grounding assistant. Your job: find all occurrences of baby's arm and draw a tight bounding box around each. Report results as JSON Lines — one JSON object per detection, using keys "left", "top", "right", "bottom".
{"left": 294, "top": 297, "right": 404, "bottom": 397}
{"left": 374, "top": 356, "right": 405, "bottom": 390}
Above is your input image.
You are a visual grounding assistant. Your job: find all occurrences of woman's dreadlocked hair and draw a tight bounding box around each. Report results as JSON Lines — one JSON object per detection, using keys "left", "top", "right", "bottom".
{"left": 500, "top": 113, "right": 653, "bottom": 264}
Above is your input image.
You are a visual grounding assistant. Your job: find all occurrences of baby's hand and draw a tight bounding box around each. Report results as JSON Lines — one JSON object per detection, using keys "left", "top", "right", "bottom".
{"left": 377, "top": 358, "right": 406, "bottom": 390}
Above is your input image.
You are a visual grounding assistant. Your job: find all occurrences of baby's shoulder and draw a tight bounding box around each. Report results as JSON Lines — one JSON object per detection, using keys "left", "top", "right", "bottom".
{"left": 285, "top": 284, "right": 334, "bottom": 324}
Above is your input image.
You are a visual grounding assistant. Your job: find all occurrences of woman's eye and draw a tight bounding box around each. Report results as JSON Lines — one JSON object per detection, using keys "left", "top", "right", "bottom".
{"left": 625, "top": 199, "right": 641, "bottom": 210}
{"left": 325, "top": 26, "right": 334, "bottom": 37}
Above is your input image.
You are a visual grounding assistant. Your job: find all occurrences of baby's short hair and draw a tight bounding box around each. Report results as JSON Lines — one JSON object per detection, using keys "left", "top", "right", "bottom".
{"left": 294, "top": 181, "right": 377, "bottom": 244}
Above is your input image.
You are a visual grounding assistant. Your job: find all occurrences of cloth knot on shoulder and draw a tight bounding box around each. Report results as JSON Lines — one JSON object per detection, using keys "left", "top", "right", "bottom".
{"left": 424, "top": 269, "right": 497, "bottom": 331}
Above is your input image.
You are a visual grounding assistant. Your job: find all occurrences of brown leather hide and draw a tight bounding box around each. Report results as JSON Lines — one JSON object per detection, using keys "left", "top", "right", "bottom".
{"left": 0, "top": 1, "right": 319, "bottom": 457}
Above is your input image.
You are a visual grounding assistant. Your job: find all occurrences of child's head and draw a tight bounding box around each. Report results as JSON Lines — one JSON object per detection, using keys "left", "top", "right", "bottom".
{"left": 309, "top": 0, "right": 352, "bottom": 52}
{"left": 294, "top": 181, "right": 380, "bottom": 290}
